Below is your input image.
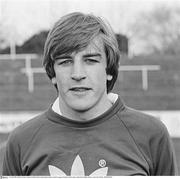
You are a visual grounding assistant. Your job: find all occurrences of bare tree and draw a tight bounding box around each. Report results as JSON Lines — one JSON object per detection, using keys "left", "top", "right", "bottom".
{"left": 0, "top": 22, "right": 6, "bottom": 49}
{"left": 128, "top": 5, "right": 180, "bottom": 54}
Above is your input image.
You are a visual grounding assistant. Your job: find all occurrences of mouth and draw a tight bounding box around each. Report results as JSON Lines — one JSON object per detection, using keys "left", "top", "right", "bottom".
{"left": 69, "top": 87, "right": 92, "bottom": 92}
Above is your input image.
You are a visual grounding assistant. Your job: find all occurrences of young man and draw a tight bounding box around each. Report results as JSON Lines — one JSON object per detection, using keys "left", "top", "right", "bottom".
{"left": 3, "top": 12, "right": 178, "bottom": 176}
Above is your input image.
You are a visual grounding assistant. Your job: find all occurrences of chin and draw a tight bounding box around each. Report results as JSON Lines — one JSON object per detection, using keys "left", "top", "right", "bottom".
{"left": 68, "top": 101, "right": 94, "bottom": 112}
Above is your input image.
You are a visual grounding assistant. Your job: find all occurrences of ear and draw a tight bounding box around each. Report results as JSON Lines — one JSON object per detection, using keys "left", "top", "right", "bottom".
{"left": 107, "top": 74, "right": 113, "bottom": 81}
{"left": 51, "top": 77, "right": 57, "bottom": 84}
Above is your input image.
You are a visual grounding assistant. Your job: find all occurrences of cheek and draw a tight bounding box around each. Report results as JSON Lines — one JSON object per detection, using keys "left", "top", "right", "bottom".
{"left": 90, "top": 67, "right": 107, "bottom": 86}
{"left": 54, "top": 70, "right": 69, "bottom": 91}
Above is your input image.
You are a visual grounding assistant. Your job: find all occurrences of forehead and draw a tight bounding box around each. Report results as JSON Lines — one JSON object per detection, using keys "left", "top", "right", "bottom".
{"left": 76, "top": 36, "right": 104, "bottom": 55}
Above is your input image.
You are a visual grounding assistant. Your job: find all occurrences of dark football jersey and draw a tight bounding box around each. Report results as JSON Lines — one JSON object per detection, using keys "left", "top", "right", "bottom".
{"left": 3, "top": 96, "right": 178, "bottom": 176}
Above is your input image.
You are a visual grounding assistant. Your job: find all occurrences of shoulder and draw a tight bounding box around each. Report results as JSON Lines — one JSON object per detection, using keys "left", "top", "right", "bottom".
{"left": 111, "top": 95, "right": 168, "bottom": 139}
{"left": 115, "top": 106, "right": 174, "bottom": 171}
{"left": 117, "top": 106, "right": 168, "bottom": 137}
{"left": 7, "top": 111, "right": 49, "bottom": 147}
{"left": 115, "top": 106, "right": 172, "bottom": 157}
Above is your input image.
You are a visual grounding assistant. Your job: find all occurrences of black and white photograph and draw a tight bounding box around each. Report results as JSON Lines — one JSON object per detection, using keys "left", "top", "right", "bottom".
{"left": 0, "top": 0, "right": 179, "bottom": 176}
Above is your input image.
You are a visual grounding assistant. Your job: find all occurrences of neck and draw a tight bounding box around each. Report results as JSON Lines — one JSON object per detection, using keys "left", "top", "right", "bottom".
{"left": 58, "top": 93, "right": 112, "bottom": 121}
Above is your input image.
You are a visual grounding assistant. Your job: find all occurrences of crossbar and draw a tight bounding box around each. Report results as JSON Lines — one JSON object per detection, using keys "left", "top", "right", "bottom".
{"left": 0, "top": 54, "right": 38, "bottom": 60}
{"left": 119, "top": 65, "right": 160, "bottom": 71}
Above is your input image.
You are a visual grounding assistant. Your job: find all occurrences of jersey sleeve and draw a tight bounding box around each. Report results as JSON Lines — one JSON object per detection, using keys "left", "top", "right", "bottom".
{"left": 151, "top": 125, "right": 178, "bottom": 175}
{"left": 2, "top": 132, "right": 23, "bottom": 175}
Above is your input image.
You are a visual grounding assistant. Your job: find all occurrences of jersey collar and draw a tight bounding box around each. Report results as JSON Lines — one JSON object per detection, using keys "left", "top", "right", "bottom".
{"left": 52, "top": 93, "right": 118, "bottom": 115}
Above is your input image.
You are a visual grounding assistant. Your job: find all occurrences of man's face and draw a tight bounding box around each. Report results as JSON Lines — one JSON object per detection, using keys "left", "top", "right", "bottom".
{"left": 52, "top": 36, "right": 112, "bottom": 116}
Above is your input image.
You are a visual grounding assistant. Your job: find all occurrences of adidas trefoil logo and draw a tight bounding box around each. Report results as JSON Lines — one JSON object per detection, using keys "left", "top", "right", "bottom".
{"left": 48, "top": 155, "right": 108, "bottom": 176}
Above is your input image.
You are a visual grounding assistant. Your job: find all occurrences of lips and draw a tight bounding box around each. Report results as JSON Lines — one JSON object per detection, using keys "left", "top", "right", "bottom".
{"left": 69, "top": 87, "right": 92, "bottom": 92}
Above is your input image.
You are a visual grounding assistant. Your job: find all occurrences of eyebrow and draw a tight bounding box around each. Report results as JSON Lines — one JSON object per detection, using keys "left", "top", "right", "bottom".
{"left": 54, "top": 55, "right": 72, "bottom": 60}
{"left": 55, "top": 53, "right": 102, "bottom": 60}
{"left": 83, "top": 53, "right": 101, "bottom": 58}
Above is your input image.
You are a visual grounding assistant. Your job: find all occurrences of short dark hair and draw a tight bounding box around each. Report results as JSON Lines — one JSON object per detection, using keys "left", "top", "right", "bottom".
{"left": 43, "top": 12, "right": 120, "bottom": 93}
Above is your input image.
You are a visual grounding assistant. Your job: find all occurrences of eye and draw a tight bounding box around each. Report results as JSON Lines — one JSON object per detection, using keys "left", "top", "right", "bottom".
{"left": 57, "top": 59, "right": 73, "bottom": 66}
{"left": 84, "top": 58, "right": 99, "bottom": 64}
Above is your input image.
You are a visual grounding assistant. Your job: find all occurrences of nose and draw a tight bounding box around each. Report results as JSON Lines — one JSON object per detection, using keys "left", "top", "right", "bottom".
{"left": 71, "top": 61, "right": 86, "bottom": 81}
